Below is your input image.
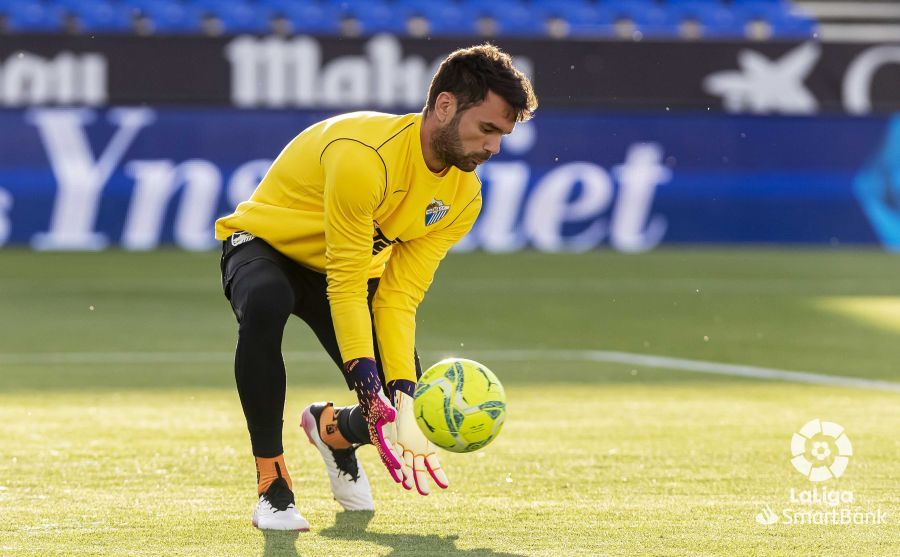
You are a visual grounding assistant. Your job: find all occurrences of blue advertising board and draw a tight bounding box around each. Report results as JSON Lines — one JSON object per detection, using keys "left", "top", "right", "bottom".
{"left": 0, "top": 107, "right": 896, "bottom": 252}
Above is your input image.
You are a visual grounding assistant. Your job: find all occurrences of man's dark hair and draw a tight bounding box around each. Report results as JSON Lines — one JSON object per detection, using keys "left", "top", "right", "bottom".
{"left": 425, "top": 44, "right": 537, "bottom": 122}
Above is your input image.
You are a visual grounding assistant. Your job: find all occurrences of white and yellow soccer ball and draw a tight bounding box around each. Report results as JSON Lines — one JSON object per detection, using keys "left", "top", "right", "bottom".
{"left": 413, "top": 358, "right": 507, "bottom": 453}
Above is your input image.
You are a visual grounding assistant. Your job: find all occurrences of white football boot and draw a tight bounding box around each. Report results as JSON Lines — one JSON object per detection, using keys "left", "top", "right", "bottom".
{"left": 301, "top": 402, "right": 375, "bottom": 511}
{"left": 251, "top": 477, "right": 311, "bottom": 531}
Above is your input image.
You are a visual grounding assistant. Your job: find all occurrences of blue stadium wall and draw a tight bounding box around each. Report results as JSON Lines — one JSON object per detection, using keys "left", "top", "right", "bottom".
{"left": 1, "top": 107, "right": 897, "bottom": 252}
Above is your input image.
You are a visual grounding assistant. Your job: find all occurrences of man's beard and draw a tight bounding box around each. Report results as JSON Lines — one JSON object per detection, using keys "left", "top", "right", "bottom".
{"left": 431, "top": 113, "right": 490, "bottom": 172}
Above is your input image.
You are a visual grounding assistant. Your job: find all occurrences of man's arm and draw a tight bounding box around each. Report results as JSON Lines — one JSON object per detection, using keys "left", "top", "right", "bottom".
{"left": 322, "top": 140, "right": 384, "bottom": 362}
{"left": 321, "top": 140, "right": 402, "bottom": 480}
{"left": 372, "top": 193, "right": 482, "bottom": 385}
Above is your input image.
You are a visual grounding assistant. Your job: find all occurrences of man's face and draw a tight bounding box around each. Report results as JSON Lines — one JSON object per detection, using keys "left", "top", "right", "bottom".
{"left": 432, "top": 91, "right": 517, "bottom": 172}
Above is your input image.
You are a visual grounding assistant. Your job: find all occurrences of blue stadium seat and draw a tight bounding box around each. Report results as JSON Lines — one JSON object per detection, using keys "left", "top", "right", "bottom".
{"left": 530, "top": 0, "right": 596, "bottom": 17}
{"left": 664, "top": 0, "right": 726, "bottom": 3}
{"left": 2, "top": 0, "right": 64, "bottom": 32}
{"left": 601, "top": 0, "right": 679, "bottom": 38}
{"left": 461, "top": 0, "right": 546, "bottom": 37}
{"left": 124, "top": 0, "right": 169, "bottom": 13}
{"left": 668, "top": 0, "right": 744, "bottom": 38}
{"left": 193, "top": 0, "right": 271, "bottom": 33}
{"left": 257, "top": 0, "right": 313, "bottom": 15}
{"left": 55, "top": 1, "right": 133, "bottom": 33}
{"left": 48, "top": 0, "right": 94, "bottom": 9}
{"left": 334, "top": 0, "right": 386, "bottom": 14}
{"left": 261, "top": 0, "right": 341, "bottom": 35}
{"left": 763, "top": 15, "right": 816, "bottom": 38}
{"left": 392, "top": 0, "right": 442, "bottom": 11}
{"left": 137, "top": 0, "right": 204, "bottom": 34}
{"left": 397, "top": 2, "right": 471, "bottom": 37}
{"left": 335, "top": 0, "right": 409, "bottom": 35}
{"left": 530, "top": 0, "right": 613, "bottom": 37}
{"left": 734, "top": 1, "right": 816, "bottom": 38}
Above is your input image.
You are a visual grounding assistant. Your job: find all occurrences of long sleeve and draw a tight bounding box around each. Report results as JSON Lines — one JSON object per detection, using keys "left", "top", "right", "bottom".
{"left": 373, "top": 194, "right": 482, "bottom": 383}
{"left": 321, "top": 140, "right": 386, "bottom": 362}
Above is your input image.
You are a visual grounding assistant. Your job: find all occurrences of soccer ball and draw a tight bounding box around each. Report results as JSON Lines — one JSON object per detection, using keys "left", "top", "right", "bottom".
{"left": 413, "top": 358, "right": 506, "bottom": 453}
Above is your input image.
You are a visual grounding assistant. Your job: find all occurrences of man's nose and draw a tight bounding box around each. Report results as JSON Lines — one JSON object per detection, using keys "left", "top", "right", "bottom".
{"left": 485, "top": 135, "right": 501, "bottom": 155}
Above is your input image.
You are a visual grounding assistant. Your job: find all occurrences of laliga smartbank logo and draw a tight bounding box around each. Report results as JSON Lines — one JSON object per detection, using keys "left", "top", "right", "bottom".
{"left": 754, "top": 419, "right": 888, "bottom": 527}
{"left": 790, "top": 419, "right": 852, "bottom": 482}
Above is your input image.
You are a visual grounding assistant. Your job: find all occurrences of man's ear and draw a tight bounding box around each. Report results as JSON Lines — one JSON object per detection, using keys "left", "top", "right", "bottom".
{"left": 434, "top": 92, "right": 457, "bottom": 124}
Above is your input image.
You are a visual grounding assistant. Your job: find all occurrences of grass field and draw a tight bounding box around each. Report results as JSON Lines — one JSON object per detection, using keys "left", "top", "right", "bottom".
{"left": 1, "top": 248, "right": 898, "bottom": 556}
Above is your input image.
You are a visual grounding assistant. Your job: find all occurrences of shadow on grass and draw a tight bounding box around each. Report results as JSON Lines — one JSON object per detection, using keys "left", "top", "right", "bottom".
{"left": 257, "top": 512, "right": 526, "bottom": 557}
{"left": 261, "top": 530, "right": 301, "bottom": 557}
{"left": 317, "top": 511, "right": 526, "bottom": 557}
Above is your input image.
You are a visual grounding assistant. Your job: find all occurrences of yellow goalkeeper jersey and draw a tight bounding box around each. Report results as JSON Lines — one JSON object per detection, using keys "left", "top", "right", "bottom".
{"left": 215, "top": 111, "right": 482, "bottom": 383}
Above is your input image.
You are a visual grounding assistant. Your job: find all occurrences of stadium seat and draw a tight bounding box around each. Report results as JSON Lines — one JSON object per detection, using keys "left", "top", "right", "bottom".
{"left": 261, "top": 0, "right": 341, "bottom": 35}
{"left": 668, "top": 0, "right": 744, "bottom": 39}
{"left": 2, "top": 0, "right": 64, "bottom": 32}
{"left": 461, "top": 0, "right": 546, "bottom": 37}
{"left": 257, "top": 0, "right": 311, "bottom": 16}
{"left": 336, "top": 0, "right": 410, "bottom": 36}
{"left": 396, "top": 2, "right": 471, "bottom": 37}
{"left": 764, "top": 16, "right": 816, "bottom": 39}
{"left": 136, "top": 1, "right": 204, "bottom": 34}
{"left": 192, "top": 0, "right": 271, "bottom": 34}
{"left": 391, "top": 0, "right": 442, "bottom": 11}
{"left": 60, "top": 1, "right": 133, "bottom": 33}
{"left": 530, "top": 0, "right": 597, "bottom": 18}
{"left": 123, "top": 0, "right": 169, "bottom": 13}
{"left": 530, "top": 0, "right": 613, "bottom": 38}
{"left": 734, "top": 1, "right": 816, "bottom": 38}
{"left": 601, "top": 0, "right": 679, "bottom": 38}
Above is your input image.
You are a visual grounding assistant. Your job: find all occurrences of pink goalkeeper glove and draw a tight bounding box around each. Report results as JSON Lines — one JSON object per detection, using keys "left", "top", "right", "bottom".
{"left": 344, "top": 358, "right": 403, "bottom": 483}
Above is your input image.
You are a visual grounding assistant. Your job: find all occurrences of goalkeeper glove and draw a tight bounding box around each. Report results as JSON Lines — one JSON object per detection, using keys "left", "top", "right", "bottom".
{"left": 343, "top": 358, "right": 402, "bottom": 483}
{"left": 387, "top": 379, "right": 450, "bottom": 495}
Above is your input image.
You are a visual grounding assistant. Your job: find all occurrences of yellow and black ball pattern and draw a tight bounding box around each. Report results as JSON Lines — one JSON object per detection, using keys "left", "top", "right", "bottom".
{"left": 413, "top": 358, "right": 507, "bottom": 453}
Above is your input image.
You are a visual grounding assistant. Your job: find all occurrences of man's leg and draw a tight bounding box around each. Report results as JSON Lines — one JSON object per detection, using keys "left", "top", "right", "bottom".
{"left": 222, "top": 238, "right": 309, "bottom": 530}
{"left": 228, "top": 258, "right": 295, "bottom": 490}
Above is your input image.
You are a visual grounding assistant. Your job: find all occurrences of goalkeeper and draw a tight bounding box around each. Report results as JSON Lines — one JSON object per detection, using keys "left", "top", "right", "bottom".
{"left": 215, "top": 44, "right": 537, "bottom": 530}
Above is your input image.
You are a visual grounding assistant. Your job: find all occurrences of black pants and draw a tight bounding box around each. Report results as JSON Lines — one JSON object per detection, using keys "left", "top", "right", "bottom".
{"left": 220, "top": 234, "right": 419, "bottom": 457}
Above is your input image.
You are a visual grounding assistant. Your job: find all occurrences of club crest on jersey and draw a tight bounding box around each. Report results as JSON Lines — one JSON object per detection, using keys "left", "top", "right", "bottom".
{"left": 424, "top": 199, "right": 450, "bottom": 226}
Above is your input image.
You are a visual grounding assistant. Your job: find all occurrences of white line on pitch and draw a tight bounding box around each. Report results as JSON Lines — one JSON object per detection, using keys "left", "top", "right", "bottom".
{"left": 464, "top": 350, "right": 900, "bottom": 393}
{"left": 0, "top": 349, "right": 897, "bottom": 393}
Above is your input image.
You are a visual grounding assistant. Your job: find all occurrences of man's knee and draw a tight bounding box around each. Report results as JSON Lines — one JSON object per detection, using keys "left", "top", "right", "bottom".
{"left": 230, "top": 260, "right": 294, "bottom": 328}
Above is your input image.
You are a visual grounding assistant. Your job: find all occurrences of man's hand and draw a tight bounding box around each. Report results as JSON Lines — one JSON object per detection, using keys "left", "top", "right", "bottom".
{"left": 344, "top": 358, "right": 403, "bottom": 483}
{"left": 387, "top": 380, "right": 450, "bottom": 495}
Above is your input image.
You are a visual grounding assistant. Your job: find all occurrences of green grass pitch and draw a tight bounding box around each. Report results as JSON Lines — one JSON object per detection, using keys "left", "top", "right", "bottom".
{"left": 0, "top": 249, "right": 898, "bottom": 556}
